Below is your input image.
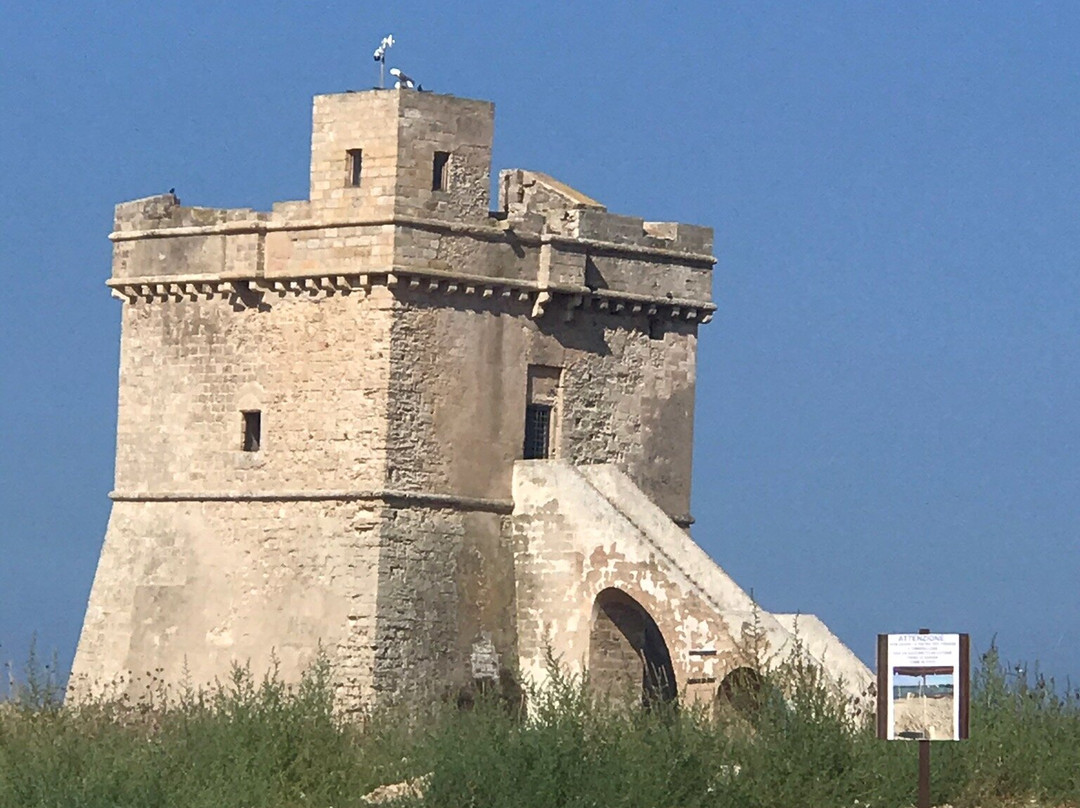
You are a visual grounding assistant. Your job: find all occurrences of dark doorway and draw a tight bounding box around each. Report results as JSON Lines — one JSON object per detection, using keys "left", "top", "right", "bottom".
{"left": 588, "top": 588, "right": 676, "bottom": 705}
{"left": 717, "top": 666, "right": 765, "bottom": 716}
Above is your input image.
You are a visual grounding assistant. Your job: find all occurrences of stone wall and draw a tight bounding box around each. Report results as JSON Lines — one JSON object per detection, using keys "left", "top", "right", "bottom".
{"left": 382, "top": 289, "right": 700, "bottom": 520}
{"left": 553, "top": 314, "right": 698, "bottom": 523}
{"left": 309, "top": 91, "right": 401, "bottom": 216}
{"left": 78, "top": 277, "right": 705, "bottom": 705}
{"left": 73, "top": 499, "right": 383, "bottom": 703}
{"left": 112, "top": 289, "right": 394, "bottom": 495}
{"left": 371, "top": 506, "right": 515, "bottom": 702}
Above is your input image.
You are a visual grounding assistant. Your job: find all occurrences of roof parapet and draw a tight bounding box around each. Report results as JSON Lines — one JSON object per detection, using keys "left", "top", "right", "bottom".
{"left": 113, "top": 194, "right": 267, "bottom": 233}
{"left": 499, "top": 169, "right": 712, "bottom": 255}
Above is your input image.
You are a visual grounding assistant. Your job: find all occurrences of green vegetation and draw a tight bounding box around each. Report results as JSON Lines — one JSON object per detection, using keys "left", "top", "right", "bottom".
{"left": 1, "top": 644, "right": 1077, "bottom": 808}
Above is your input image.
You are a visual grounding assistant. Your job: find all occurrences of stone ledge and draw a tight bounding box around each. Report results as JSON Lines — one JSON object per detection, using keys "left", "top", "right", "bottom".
{"left": 109, "top": 488, "right": 515, "bottom": 514}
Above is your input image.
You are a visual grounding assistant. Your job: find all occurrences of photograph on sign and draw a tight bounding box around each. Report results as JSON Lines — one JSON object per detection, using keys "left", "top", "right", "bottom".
{"left": 892, "top": 667, "right": 955, "bottom": 740}
{"left": 878, "top": 633, "right": 967, "bottom": 741}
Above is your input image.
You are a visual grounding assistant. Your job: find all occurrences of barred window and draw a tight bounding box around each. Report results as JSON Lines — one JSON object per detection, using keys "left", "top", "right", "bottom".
{"left": 523, "top": 403, "right": 552, "bottom": 460}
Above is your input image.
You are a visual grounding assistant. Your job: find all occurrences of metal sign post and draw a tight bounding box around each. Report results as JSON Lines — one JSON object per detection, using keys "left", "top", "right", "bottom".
{"left": 918, "top": 735, "right": 931, "bottom": 808}
{"left": 877, "top": 628, "right": 970, "bottom": 808}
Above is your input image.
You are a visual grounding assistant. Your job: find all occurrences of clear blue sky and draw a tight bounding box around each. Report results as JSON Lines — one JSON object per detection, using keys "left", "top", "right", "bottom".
{"left": 2, "top": 1, "right": 1078, "bottom": 686}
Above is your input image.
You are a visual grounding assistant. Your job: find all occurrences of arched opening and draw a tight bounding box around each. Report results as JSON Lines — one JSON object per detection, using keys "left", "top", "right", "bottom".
{"left": 588, "top": 588, "right": 676, "bottom": 705}
{"left": 717, "top": 665, "right": 765, "bottom": 716}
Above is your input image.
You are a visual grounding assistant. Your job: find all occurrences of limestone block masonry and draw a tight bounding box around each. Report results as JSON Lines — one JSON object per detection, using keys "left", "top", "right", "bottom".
{"left": 72, "top": 87, "right": 869, "bottom": 709}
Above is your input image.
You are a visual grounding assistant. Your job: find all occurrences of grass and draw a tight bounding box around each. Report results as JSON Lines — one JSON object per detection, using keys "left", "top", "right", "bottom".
{"left": 0, "top": 643, "right": 1077, "bottom": 808}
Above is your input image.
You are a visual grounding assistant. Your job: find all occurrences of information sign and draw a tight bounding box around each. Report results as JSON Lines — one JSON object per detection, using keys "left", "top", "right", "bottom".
{"left": 876, "top": 633, "right": 969, "bottom": 741}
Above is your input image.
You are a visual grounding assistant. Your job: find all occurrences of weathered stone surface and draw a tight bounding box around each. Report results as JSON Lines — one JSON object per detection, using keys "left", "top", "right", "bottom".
{"left": 73, "top": 86, "right": 867, "bottom": 710}
{"left": 512, "top": 462, "right": 873, "bottom": 705}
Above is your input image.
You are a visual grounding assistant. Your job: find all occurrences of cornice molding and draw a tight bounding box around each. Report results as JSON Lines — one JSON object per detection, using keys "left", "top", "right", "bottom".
{"left": 106, "top": 265, "right": 716, "bottom": 323}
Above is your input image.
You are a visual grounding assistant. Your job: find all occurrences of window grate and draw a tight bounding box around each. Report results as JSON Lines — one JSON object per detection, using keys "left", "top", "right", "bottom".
{"left": 523, "top": 403, "right": 552, "bottom": 459}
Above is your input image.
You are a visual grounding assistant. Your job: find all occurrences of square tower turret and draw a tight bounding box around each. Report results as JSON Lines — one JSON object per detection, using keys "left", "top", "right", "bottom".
{"left": 309, "top": 89, "right": 494, "bottom": 222}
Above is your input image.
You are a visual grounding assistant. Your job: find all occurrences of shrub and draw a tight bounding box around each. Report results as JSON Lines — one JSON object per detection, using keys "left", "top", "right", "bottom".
{"left": 0, "top": 642, "right": 1076, "bottom": 808}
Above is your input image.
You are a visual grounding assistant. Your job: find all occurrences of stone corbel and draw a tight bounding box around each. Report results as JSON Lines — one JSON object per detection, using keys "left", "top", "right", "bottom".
{"left": 563, "top": 293, "right": 584, "bottom": 322}
{"left": 530, "top": 290, "right": 551, "bottom": 319}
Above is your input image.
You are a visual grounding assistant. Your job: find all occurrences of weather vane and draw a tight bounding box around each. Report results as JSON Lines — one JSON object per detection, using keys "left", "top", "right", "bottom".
{"left": 373, "top": 34, "right": 394, "bottom": 88}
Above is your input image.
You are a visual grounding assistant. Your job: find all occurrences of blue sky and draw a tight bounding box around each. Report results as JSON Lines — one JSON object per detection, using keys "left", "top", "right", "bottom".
{"left": 2, "top": 2, "right": 1078, "bottom": 685}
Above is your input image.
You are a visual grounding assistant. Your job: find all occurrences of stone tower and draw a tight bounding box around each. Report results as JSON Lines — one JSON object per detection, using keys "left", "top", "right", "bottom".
{"left": 74, "top": 88, "right": 871, "bottom": 707}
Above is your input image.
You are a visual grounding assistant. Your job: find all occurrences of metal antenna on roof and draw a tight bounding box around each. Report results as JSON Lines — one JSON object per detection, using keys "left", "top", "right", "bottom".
{"left": 373, "top": 34, "right": 394, "bottom": 88}
{"left": 389, "top": 67, "right": 416, "bottom": 89}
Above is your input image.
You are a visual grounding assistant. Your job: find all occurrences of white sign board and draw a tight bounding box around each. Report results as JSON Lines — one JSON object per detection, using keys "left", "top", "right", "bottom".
{"left": 878, "top": 633, "right": 968, "bottom": 741}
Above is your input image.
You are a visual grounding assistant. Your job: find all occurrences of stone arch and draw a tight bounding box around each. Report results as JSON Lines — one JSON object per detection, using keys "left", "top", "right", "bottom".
{"left": 587, "top": 587, "right": 676, "bottom": 705}
{"left": 717, "top": 665, "right": 765, "bottom": 716}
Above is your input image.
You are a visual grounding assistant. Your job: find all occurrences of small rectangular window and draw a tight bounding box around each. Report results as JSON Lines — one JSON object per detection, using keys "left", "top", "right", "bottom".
{"left": 347, "top": 149, "right": 363, "bottom": 187}
{"left": 523, "top": 404, "right": 552, "bottom": 460}
{"left": 242, "top": 410, "right": 261, "bottom": 452}
{"left": 648, "top": 318, "right": 664, "bottom": 341}
{"left": 432, "top": 151, "right": 450, "bottom": 191}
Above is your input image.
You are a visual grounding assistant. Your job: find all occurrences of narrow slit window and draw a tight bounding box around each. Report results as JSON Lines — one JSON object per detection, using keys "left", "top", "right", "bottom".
{"left": 523, "top": 403, "right": 552, "bottom": 460}
{"left": 242, "top": 410, "right": 261, "bottom": 452}
{"left": 432, "top": 150, "right": 450, "bottom": 191}
{"left": 347, "top": 149, "right": 363, "bottom": 187}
